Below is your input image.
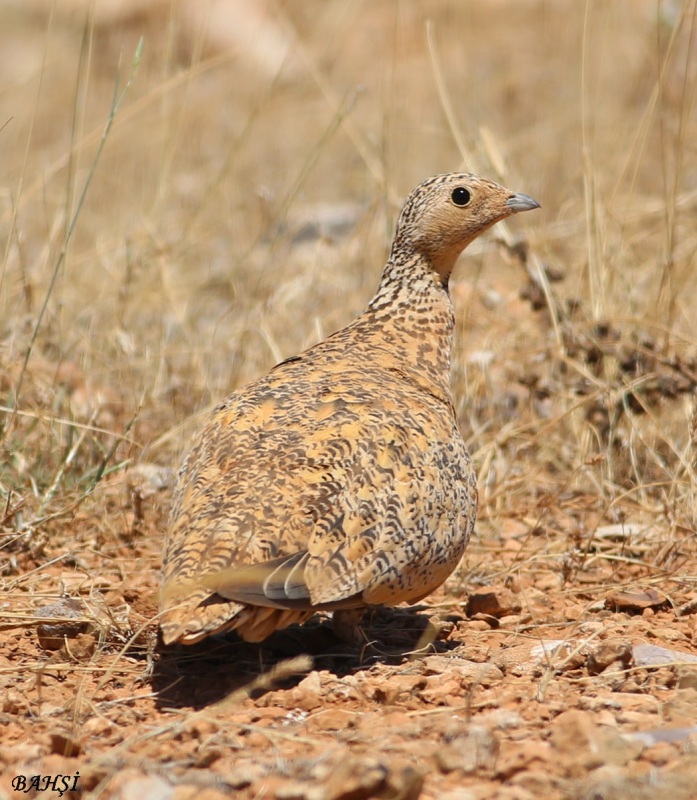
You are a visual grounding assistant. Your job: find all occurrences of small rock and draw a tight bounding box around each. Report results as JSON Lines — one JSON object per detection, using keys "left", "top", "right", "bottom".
{"left": 550, "top": 710, "right": 604, "bottom": 770}
{"left": 454, "top": 661, "right": 504, "bottom": 686}
{"left": 291, "top": 671, "right": 323, "bottom": 711}
{"left": 35, "top": 598, "right": 89, "bottom": 651}
{"left": 550, "top": 710, "right": 643, "bottom": 771}
{"left": 605, "top": 588, "right": 667, "bottom": 612}
{"left": 467, "top": 588, "right": 522, "bottom": 619}
{"left": 420, "top": 655, "right": 451, "bottom": 674}
{"left": 297, "top": 671, "right": 322, "bottom": 693}
{"left": 649, "top": 625, "right": 689, "bottom": 643}
{"left": 436, "top": 725, "right": 499, "bottom": 774}
{"left": 632, "top": 643, "right": 697, "bottom": 667}
{"left": 321, "top": 758, "right": 387, "bottom": 800}
{"left": 307, "top": 709, "right": 357, "bottom": 732}
{"left": 420, "top": 677, "right": 461, "bottom": 704}
{"left": 586, "top": 640, "right": 633, "bottom": 675}
{"left": 463, "top": 619, "right": 494, "bottom": 632}
{"left": 498, "top": 614, "right": 523, "bottom": 629}
{"left": 469, "top": 613, "right": 499, "bottom": 628}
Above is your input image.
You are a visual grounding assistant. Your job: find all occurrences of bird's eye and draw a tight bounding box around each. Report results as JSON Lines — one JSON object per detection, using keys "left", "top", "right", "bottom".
{"left": 451, "top": 187, "right": 471, "bottom": 207}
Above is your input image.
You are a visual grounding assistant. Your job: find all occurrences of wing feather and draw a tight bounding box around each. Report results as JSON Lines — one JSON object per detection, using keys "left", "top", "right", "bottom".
{"left": 161, "top": 364, "right": 475, "bottom": 636}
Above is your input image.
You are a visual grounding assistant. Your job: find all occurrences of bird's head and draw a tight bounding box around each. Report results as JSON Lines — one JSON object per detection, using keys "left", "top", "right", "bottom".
{"left": 391, "top": 172, "right": 540, "bottom": 281}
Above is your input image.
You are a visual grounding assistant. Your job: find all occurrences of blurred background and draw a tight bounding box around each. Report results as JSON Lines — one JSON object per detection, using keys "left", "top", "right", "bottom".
{"left": 0, "top": 0, "right": 695, "bottom": 558}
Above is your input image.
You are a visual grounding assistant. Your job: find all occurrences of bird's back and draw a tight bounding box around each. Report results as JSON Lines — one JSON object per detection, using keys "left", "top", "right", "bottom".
{"left": 161, "top": 324, "right": 475, "bottom": 644}
{"left": 159, "top": 172, "right": 539, "bottom": 645}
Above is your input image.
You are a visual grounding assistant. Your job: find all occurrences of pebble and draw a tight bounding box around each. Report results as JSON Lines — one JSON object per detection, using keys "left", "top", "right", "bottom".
{"left": 435, "top": 725, "right": 499, "bottom": 774}
{"left": 586, "top": 639, "right": 633, "bottom": 674}
{"left": 306, "top": 708, "right": 357, "bottom": 732}
{"left": 466, "top": 588, "right": 522, "bottom": 619}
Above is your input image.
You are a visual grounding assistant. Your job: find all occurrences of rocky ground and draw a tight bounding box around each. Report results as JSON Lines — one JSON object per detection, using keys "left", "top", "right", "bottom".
{"left": 2, "top": 464, "right": 697, "bottom": 799}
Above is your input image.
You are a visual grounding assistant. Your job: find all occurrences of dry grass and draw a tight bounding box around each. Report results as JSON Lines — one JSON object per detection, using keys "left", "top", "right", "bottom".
{"left": 1, "top": 0, "right": 697, "bottom": 796}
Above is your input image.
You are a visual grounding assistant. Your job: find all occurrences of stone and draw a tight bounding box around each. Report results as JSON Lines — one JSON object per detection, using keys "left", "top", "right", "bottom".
{"left": 436, "top": 725, "right": 499, "bottom": 774}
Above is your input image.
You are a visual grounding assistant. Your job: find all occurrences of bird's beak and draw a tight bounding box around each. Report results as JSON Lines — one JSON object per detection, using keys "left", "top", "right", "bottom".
{"left": 506, "top": 192, "right": 540, "bottom": 212}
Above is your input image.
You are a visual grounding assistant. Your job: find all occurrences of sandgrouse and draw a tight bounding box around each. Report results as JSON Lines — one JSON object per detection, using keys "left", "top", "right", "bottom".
{"left": 160, "top": 173, "right": 539, "bottom": 645}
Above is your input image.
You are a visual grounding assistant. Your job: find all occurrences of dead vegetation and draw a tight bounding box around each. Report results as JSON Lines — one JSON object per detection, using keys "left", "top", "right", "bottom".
{"left": 1, "top": 1, "right": 697, "bottom": 799}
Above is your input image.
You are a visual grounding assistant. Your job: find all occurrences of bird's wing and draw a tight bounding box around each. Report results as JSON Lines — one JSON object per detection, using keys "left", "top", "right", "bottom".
{"left": 305, "top": 401, "right": 474, "bottom": 607}
{"left": 175, "top": 382, "right": 473, "bottom": 612}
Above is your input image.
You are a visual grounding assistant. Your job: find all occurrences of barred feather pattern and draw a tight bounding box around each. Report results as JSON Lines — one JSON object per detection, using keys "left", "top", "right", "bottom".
{"left": 160, "top": 173, "right": 539, "bottom": 645}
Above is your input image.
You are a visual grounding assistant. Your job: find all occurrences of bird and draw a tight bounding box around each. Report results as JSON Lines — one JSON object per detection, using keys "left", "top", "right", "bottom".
{"left": 159, "top": 172, "right": 539, "bottom": 645}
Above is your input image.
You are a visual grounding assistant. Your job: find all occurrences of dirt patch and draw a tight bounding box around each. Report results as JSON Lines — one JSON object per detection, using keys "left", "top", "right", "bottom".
{"left": 2, "top": 468, "right": 697, "bottom": 799}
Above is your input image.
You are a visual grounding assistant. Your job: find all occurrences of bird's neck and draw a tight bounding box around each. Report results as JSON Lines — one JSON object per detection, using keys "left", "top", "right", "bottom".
{"left": 357, "top": 254, "right": 456, "bottom": 405}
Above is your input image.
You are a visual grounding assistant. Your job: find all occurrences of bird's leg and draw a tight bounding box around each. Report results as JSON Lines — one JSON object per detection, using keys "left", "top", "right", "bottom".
{"left": 332, "top": 608, "right": 368, "bottom": 644}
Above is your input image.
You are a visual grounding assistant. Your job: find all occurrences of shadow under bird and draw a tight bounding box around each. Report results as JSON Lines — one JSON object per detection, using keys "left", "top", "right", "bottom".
{"left": 160, "top": 172, "right": 540, "bottom": 645}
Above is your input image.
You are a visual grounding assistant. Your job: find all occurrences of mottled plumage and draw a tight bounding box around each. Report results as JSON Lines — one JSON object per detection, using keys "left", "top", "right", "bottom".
{"left": 160, "top": 173, "right": 539, "bottom": 644}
